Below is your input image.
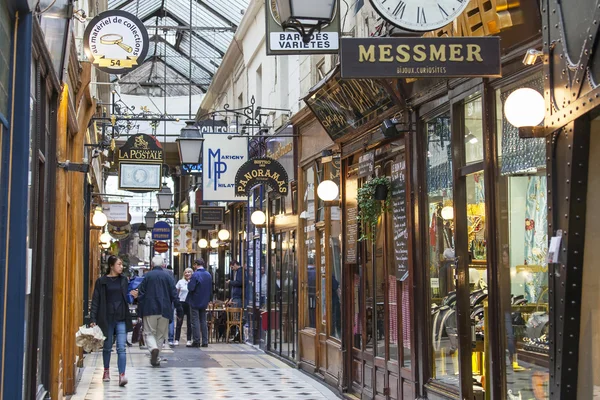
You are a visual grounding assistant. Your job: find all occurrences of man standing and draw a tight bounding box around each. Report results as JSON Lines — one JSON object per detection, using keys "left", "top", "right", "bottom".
{"left": 187, "top": 259, "right": 213, "bottom": 347}
{"left": 227, "top": 261, "right": 243, "bottom": 307}
{"left": 135, "top": 256, "right": 180, "bottom": 366}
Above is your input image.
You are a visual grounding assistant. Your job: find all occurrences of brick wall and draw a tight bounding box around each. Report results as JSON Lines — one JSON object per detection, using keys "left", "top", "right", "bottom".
{"left": 0, "top": 2, "right": 12, "bottom": 120}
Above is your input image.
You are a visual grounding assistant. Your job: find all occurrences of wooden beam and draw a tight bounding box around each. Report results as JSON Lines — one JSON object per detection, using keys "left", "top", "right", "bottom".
{"left": 50, "top": 85, "right": 69, "bottom": 400}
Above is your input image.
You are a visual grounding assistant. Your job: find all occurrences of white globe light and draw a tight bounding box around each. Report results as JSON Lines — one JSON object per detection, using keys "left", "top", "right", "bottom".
{"left": 251, "top": 210, "right": 266, "bottom": 226}
{"left": 101, "top": 241, "right": 111, "bottom": 249}
{"left": 441, "top": 206, "right": 454, "bottom": 221}
{"left": 173, "top": 251, "right": 180, "bottom": 256}
{"left": 317, "top": 180, "right": 339, "bottom": 201}
{"left": 92, "top": 207, "right": 108, "bottom": 227}
{"left": 100, "top": 232, "right": 112, "bottom": 243}
{"left": 198, "top": 238, "right": 208, "bottom": 249}
{"left": 504, "top": 88, "right": 545, "bottom": 128}
{"left": 218, "top": 229, "right": 230, "bottom": 241}
{"left": 210, "top": 238, "right": 219, "bottom": 248}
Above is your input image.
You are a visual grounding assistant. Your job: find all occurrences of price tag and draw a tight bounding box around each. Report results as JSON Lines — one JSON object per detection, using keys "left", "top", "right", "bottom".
{"left": 548, "top": 229, "right": 563, "bottom": 263}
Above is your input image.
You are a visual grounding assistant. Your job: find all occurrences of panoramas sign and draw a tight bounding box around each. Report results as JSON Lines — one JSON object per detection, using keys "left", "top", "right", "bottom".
{"left": 340, "top": 37, "right": 501, "bottom": 79}
{"left": 202, "top": 133, "right": 248, "bottom": 202}
{"left": 265, "top": 1, "right": 340, "bottom": 55}
{"left": 83, "top": 10, "right": 149, "bottom": 75}
{"left": 118, "top": 134, "right": 164, "bottom": 192}
{"left": 235, "top": 157, "right": 289, "bottom": 197}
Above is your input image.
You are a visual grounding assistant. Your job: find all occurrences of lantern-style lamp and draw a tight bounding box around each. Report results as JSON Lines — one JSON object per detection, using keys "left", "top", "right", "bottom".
{"left": 176, "top": 121, "right": 204, "bottom": 164}
{"left": 317, "top": 180, "right": 339, "bottom": 201}
{"left": 138, "top": 223, "right": 148, "bottom": 239}
{"left": 156, "top": 184, "right": 173, "bottom": 211}
{"left": 504, "top": 88, "right": 545, "bottom": 128}
{"left": 251, "top": 210, "right": 266, "bottom": 226}
{"left": 275, "top": 0, "right": 337, "bottom": 44}
{"left": 92, "top": 206, "right": 108, "bottom": 227}
{"left": 145, "top": 209, "right": 157, "bottom": 230}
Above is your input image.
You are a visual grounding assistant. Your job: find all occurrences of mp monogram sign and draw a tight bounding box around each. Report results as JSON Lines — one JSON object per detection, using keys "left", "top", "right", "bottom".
{"left": 202, "top": 134, "right": 248, "bottom": 202}
{"left": 340, "top": 37, "right": 501, "bottom": 79}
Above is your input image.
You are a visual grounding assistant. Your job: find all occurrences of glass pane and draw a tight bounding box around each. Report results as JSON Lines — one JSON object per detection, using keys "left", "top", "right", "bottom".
{"left": 427, "top": 112, "right": 458, "bottom": 386}
{"left": 304, "top": 167, "right": 317, "bottom": 329}
{"left": 496, "top": 82, "right": 549, "bottom": 399}
{"left": 464, "top": 95, "right": 484, "bottom": 165}
{"left": 364, "top": 200, "right": 374, "bottom": 355}
{"left": 330, "top": 160, "right": 342, "bottom": 339}
{"left": 319, "top": 231, "right": 326, "bottom": 328}
{"left": 466, "top": 172, "right": 487, "bottom": 396}
{"left": 374, "top": 215, "right": 386, "bottom": 357}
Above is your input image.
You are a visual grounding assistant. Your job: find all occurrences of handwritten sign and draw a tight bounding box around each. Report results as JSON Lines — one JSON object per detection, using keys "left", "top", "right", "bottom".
{"left": 345, "top": 174, "right": 358, "bottom": 264}
{"left": 391, "top": 160, "right": 409, "bottom": 281}
{"left": 358, "top": 152, "right": 374, "bottom": 178}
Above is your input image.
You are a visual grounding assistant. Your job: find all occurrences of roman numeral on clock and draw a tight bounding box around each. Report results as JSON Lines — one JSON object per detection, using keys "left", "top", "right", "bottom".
{"left": 417, "top": 6, "right": 426, "bottom": 23}
{"left": 438, "top": 4, "right": 449, "bottom": 17}
{"left": 392, "top": 1, "right": 406, "bottom": 18}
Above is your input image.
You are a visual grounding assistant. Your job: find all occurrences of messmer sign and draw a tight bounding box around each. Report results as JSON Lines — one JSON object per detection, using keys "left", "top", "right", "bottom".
{"left": 265, "top": 0, "right": 340, "bottom": 55}
{"left": 340, "top": 37, "right": 501, "bottom": 79}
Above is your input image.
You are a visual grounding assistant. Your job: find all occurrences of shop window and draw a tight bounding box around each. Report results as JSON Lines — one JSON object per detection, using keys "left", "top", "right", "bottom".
{"left": 316, "top": 161, "right": 325, "bottom": 222}
{"left": 495, "top": 77, "right": 549, "bottom": 399}
{"left": 303, "top": 166, "right": 317, "bottom": 329}
{"left": 329, "top": 160, "right": 342, "bottom": 340}
{"left": 464, "top": 95, "right": 484, "bottom": 165}
{"left": 426, "top": 111, "right": 459, "bottom": 386}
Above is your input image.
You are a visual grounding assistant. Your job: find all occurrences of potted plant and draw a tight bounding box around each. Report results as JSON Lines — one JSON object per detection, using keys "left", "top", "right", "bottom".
{"left": 357, "top": 176, "right": 391, "bottom": 241}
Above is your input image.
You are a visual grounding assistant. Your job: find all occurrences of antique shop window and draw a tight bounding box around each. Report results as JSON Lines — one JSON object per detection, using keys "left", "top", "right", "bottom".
{"left": 303, "top": 166, "right": 317, "bottom": 329}
{"left": 495, "top": 77, "right": 549, "bottom": 399}
{"left": 464, "top": 96, "right": 484, "bottom": 165}
{"left": 426, "top": 111, "right": 458, "bottom": 386}
{"left": 329, "top": 159, "right": 342, "bottom": 340}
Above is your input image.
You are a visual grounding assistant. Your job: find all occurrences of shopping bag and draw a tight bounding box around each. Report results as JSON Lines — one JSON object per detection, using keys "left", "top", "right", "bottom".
{"left": 75, "top": 325, "right": 106, "bottom": 352}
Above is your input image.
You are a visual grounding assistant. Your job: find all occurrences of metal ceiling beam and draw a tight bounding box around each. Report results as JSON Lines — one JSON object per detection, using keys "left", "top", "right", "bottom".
{"left": 149, "top": 35, "right": 215, "bottom": 78}
{"left": 120, "top": 56, "right": 209, "bottom": 92}
{"left": 142, "top": 9, "right": 226, "bottom": 57}
{"left": 192, "top": 0, "right": 238, "bottom": 29}
{"left": 152, "top": 56, "right": 209, "bottom": 91}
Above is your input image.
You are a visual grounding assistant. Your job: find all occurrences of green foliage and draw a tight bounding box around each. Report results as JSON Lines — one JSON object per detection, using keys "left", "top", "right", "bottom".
{"left": 356, "top": 176, "right": 391, "bottom": 241}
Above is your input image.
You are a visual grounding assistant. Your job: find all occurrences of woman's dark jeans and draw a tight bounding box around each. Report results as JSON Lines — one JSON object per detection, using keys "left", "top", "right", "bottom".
{"left": 176, "top": 302, "right": 192, "bottom": 341}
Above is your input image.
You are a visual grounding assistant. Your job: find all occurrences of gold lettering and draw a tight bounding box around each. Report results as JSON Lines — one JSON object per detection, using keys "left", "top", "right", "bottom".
{"left": 379, "top": 45, "right": 393, "bottom": 62}
{"left": 430, "top": 45, "right": 446, "bottom": 62}
{"left": 467, "top": 44, "right": 483, "bottom": 62}
{"left": 449, "top": 44, "right": 464, "bottom": 61}
{"left": 359, "top": 45, "right": 375, "bottom": 62}
{"left": 396, "top": 45, "right": 410, "bottom": 63}
{"left": 413, "top": 44, "right": 426, "bottom": 62}
{"left": 244, "top": 172, "right": 252, "bottom": 181}
{"left": 257, "top": 169, "right": 264, "bottom": 177}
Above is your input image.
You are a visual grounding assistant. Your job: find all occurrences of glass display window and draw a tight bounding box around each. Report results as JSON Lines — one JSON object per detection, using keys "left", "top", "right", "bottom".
{"left": 303, "top": 165, "right": 317, "bottom": 329}
{"left": 495, "top": 76, "right": 549, "bottom": 400}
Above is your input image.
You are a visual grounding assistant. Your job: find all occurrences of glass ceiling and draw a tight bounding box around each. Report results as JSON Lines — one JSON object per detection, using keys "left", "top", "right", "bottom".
{"left": 108, "top": 0, "right": 248, "bottom": 96}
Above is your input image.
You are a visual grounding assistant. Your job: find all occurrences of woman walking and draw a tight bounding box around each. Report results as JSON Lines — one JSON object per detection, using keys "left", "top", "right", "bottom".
{"left": 90, "top": 256, "right": 134, "bottom": 386}
{"left": 175, "top": 268, "right": 193, "bottom": 346}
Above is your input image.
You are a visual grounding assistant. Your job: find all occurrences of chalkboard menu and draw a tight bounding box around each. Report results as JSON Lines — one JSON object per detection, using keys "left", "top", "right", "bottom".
{"left": 391, "top": 160, "right": 409, "bottom": 281}
{"left": 345, "top": 174, "right": 358, "bottom": 264}
{"left": 358, "top": 152, "right": 374, "bottom": 178}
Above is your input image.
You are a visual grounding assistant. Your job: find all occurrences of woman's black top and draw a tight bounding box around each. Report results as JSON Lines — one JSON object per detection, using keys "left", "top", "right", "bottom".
{"left": 106, "top": 276, "right": 126, "bottom": 321}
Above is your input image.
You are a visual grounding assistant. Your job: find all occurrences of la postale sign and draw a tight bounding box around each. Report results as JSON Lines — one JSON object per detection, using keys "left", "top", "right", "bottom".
{"left": 340, "top": 37, "right": 501, "bottom": 79}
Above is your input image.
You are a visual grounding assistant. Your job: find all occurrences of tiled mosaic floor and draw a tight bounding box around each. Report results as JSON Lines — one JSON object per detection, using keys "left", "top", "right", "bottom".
{"left": 71, "top": 343, "right": 339, "bottom": 400}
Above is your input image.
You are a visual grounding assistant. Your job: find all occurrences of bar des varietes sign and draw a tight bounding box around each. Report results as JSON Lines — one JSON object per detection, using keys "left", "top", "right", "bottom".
{"left": 340, "top": 37, "right": 501, "bottom": 79}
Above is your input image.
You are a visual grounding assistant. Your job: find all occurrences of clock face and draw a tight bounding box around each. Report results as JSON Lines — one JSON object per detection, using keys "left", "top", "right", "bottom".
{"left": 371, "top": 0, "right": 470, "bottom": 31}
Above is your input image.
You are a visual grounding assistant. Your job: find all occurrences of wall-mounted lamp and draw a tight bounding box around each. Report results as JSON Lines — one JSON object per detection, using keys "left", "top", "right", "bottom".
{"left": 218, "top": 229, "right": 230, "bottom": 241}
{"left": 156, "top": 184, "right": 173, "bottom": 211}
{"left": 251, "top": 210, "right": 266, "bottom": 226}
{"left": 144, "top": 209, "right": 157, "bottom": 230}
{"left": 504, "top": 88, "right": 545, "bottom": 129}
{"left": 198, "top": 238, "right": 209, "bottom": 249}
{"left": 173, "top": 251, "right": 180, "bottom": 257}
{"left": 317, "top": 180, "right": 339, "bottom": 201}
{"left": 465, "top": 132, "right": 479, "bottom": 144}
{"left": 274, "top": 0, "right": 337, "bottom": 44}
{"left": 522, "top": 49, "right": 543, "bottom": 66}
{"left": 100, "top": 231, "right": 112, "bottom": 244}
{"left": 92, "top": 206, "right": 108, "bottom": 228}
{"left": 210, "top": 238, "right": 219, "bottom": 249}
{"left": 138, "top": 223, "right": 148, "bottom": 239}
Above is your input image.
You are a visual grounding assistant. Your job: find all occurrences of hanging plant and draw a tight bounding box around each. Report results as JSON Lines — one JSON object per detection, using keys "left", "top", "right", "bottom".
{"left": 357, "top": 176, "right": 392, "bottom": 241}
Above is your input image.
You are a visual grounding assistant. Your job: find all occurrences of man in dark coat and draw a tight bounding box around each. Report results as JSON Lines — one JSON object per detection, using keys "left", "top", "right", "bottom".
{"left": 227, "top": 261, "right": 243, "bottom": 307}
{"left": 187, "top": 258, "right": 213, "bottom": 347}
{"left": 134, "top": 256, "right": 181, "bottom": 366}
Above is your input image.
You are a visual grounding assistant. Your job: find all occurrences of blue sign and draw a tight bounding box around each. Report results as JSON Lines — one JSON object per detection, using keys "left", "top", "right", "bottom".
{"left": 181, "top": 164, "right": 203, "bottom": 175}
{"left": 152, "top": 221, "right": 172, "bottom": 241}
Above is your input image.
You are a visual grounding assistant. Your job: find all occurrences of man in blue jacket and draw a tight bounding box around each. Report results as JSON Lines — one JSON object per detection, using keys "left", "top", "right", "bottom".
{"left": 134, "top": 256, "right": 181, "bottom": 366}
{"left": 187, "top": 258, "right": 213, "bottom": 347}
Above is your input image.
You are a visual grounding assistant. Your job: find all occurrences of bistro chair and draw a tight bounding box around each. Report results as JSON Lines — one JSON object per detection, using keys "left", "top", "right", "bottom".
{"left": 225, "top": 306, "right": 243, "bottom": 343}
{"left": 207, "top": 303, "right": 215, "bottom": 344}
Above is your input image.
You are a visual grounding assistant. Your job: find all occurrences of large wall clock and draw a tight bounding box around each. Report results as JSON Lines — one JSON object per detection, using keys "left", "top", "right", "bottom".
{"left": 370, "top": 0, "right": 471, "bottom": 32}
